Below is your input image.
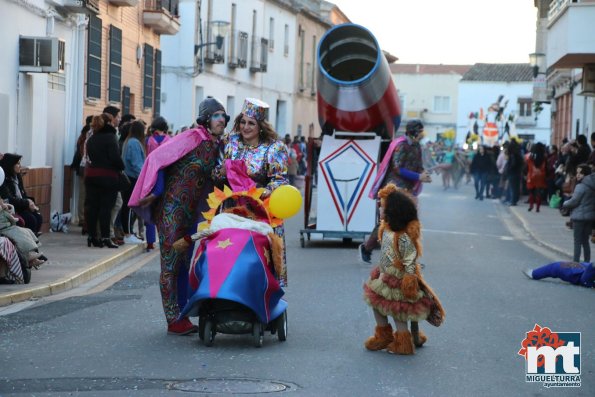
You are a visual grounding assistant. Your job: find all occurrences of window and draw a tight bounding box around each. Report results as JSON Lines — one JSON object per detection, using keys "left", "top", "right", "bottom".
{"left": 260, "top": 38, "right": 268, "bottom": 72}
{"left": 108, "top": 25, "right": 122, "bottom": 103}
{"left": 518, "top": 98, "right": 532, "bottom": 117}
{"left": 284, "top": 24, "right": 289, "bottom": 56}
{"left": 298, "top": 26, "right": 304, "bottom": 90}
{"left": 237, "top": 31, "right": 248, "bottom": 68}
{"left": 269, "top": 17, "right": 274, "bottom": 51}
{"left": 311, "top": 35, "right": 316, "bottom": 94}
{"left": 433, "top": 96, "right": 451, "bottom": 113}
{"left": 154, "top": 49, "right": 162, "bottom": 116}
{"left": 122, "top": 86, "right": 131, "bottom": 115}
{"left": 143, "top": 44, "right": 154, "bottom": 109}
{"left": 86, "top": 15, "right": 102, "bottom": 99}
{"left": 250, "top": 10, "right": 259, "bottom": 71}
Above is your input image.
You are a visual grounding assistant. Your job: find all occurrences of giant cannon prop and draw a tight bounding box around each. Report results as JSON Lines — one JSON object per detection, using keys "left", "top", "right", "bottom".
{"left": 300, "top": 23, "right": 401, "bottom": 247}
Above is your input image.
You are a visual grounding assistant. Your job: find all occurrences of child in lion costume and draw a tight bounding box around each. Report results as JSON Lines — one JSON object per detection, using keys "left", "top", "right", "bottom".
{"left": 363, "top": 183, "right": 444, "bottom": 355}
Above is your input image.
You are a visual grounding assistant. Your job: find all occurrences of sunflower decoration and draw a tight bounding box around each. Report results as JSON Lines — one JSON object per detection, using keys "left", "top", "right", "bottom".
{"left": 199, "top": 185, "right": 284, "bottom": 231}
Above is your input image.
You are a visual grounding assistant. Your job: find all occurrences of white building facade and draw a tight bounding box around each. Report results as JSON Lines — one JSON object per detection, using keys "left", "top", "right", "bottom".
{"left": 1, "top": 0, "right": 88, "bottom": 219}
{"left": 456, "top": 64, "right": 552, "bottom": 145}
{"left": 160, "top": 0, "right": 297, "bottom": 135}
{"left": 390, "top": 64, "right": 471, "bottom": 142}
{"left": 532, "top": 0, "right": 595, "bottom": 145}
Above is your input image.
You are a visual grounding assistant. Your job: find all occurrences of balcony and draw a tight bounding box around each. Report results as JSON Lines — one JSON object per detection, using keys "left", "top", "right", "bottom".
{"left": 60, "top": 0, "right": 100, "bottom": 15}
{"left": 546, "top": 0, "right": 595, "bottom": 68}
{"left": 143, "top": 0, "right": 180, "bottom": 35}
{"left": 109, "top": 0, "right": 138, "bottom": 6}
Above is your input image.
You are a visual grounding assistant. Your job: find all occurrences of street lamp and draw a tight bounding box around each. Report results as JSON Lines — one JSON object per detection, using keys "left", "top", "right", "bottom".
{"left": 194, "top": 20, "right": 230, "bottom": 56}
{"left": 529, "top": 52, "right": 545, "bottom": 78}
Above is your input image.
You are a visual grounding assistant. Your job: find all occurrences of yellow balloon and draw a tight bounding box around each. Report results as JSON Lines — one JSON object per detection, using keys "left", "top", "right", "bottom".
{"left": 269, "top": 185, "right": 302, "bottom": 219}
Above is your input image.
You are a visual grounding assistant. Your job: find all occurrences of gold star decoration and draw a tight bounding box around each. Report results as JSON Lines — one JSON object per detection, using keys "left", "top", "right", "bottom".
{"left": 262, "top": 247, "right": 270, "bottom": 265}
{"left": 216, "top": 238, "right": 233, "bottom": 249}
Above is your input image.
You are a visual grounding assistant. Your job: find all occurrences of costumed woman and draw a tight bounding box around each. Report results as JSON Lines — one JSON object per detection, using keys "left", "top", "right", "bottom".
{"left": 363, "top": 184, "right": 444, "bottom": 355}
{"left": 128, "top": 97, "right": 229, "bottom": 335}
{"left": 213, "top": 98, "right": 289, "bottom": 285}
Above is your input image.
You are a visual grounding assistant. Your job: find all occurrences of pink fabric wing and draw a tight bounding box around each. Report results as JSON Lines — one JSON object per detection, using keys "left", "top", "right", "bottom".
{"left": 128, "top": 127, "right": 210, "bottom": 207}
{"left": 225, "top": 159, "right": 256, "bottom": 191}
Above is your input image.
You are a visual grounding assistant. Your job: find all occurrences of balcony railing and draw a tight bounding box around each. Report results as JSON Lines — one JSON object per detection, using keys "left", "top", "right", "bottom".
{"left": 109, "top": 0, "right": 138, "bottom": 7}
{"left": 143, "top": 0, "right": 180, "bottom": 35}
{"left": 548, "top": 0, "right": 570, "bottom": 21}
{"left": 547, "top": 0, "right": 593, "bottom": 21}
{"left": 144, "top": 0, "right": 178, "bottom": 17}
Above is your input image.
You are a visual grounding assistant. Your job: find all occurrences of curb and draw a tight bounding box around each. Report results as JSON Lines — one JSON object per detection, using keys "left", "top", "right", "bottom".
{"left": 0, "top": 244, "right": 146, "bottom": 307}
{"left": 508, "top": 207, "right": 572, "bottom": 259}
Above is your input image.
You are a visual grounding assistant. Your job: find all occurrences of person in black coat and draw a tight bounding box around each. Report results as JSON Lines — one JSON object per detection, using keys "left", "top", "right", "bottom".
{"left": 85, "top": 113, "right": 125, "bottom": 248}
{"left": 470, "top": 145, "right": 493, "bottom": 200}
{"left": 0, "top": 153, "right": 43, "bottom": 235}
{"left": 504, "top": 139, "right": 524, "bottom": 206}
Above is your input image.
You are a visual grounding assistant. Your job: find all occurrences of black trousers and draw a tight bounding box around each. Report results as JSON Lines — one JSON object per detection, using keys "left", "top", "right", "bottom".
{"left": 85, "top": 179, "right": 118, "bottom": 239}
{"left": 20, "top": 209, "right": 43, "bottom": 235}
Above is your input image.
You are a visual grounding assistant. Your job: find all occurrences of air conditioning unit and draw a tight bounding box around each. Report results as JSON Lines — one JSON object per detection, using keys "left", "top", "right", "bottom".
{"left": 580, "top": 64, "right": 595, "bottom": 96}
{"left": 19, "top": 36, "right": 65, "bottom": 73}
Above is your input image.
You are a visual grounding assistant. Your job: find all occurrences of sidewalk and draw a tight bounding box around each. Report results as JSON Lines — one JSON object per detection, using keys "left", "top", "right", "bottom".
{"left": 0, "top": 225, "right": 148, "bottom": 307}
{"left": 506, "top": 198, "right": 574, "bottom": 260}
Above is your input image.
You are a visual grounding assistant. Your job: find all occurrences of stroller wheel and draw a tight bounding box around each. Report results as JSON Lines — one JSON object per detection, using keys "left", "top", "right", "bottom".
{"left": 252, "top": 323, "right": 264, "bottom": 348}
{"left": 203, "top": 320, "right": 215, "bottom": 347}
{"left": 276, "top": 311, "right": 287, "bottom": 342}
{"left": 198, "top": 317, "right": 205, "bottom": 341}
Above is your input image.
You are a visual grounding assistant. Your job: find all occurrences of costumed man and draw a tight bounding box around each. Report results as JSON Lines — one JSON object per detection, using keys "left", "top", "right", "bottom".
{"left": 128, "top": 97, "right": 229, "bottom": 335}
{"left": 524, "top": 261, "right": 595, "bottom": 288}
{"left": 358, "top": 120, "right": 432, "bottom": 264}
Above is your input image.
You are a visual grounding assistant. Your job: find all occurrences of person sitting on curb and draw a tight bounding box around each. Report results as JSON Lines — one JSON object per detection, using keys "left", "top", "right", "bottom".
{"left": 0, "top": 198, "right": 46, "bottom": 268}
{"left": 523, "top": 261, "right": 595, "bottom": 288}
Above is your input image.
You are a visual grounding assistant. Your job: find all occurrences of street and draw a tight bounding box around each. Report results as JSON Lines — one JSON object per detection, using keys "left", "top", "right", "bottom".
{"left": 0, "top": 182, "right": 593, "bottom": 396}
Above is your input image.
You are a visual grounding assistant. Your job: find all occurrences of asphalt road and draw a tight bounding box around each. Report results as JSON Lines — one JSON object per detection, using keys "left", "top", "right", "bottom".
{"left": 0, "top": 182, "right": 593, "bottom": 396}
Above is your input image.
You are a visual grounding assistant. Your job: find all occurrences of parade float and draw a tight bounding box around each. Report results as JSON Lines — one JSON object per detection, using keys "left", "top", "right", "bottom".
{"left": 300, "top": 23, "right": 402, "bottom": 247}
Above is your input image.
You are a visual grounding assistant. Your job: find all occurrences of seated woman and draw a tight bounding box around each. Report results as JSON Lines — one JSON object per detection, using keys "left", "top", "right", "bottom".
{"left": 0, "top": 153, "right": 43, "bottom": 235}
{"left": 0, "top": 236, "right": 24, "bottom": 284}
{"left": 0, "top": 198, "right": 46, "bottom": 268}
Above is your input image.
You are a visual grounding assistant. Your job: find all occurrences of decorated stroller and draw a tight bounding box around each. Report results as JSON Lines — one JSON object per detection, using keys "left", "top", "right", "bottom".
{"left": 178, "top": 186, "right": 288, "bottom": 347}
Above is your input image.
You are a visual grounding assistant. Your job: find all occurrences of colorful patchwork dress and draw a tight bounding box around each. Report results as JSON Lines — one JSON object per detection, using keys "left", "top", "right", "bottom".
{"left": 363, "top": 221, "right": 434, "bottom": 323}
{"left": 215, "top": 132, "right": 289, "bottom": 285}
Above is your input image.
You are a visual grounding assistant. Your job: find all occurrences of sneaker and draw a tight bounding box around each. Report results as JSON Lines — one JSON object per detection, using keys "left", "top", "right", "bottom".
{"left": 123, "top": 235, "right": 144, "bottom": 244}
{"left": 146, "top": 243, "right": 155, "bottom": 251}
{"left": 167, "top": 318, "right": 199, "bottom": 335}
{"left": 358, "top": 244, "right": 371, "bottom": 264}
{"left": 522, "top": 269, "right": 534, "bottom": 279}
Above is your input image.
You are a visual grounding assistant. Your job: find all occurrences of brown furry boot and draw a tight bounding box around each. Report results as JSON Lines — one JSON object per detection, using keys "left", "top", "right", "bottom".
{"left": 387, "top": 330, "right": 415, "bottom": 355}
{"left": 364, "top": 325, "right": 393, "bottom": 351}
{"left": 411, "top": 321, "right": 427, "bottom": 347}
